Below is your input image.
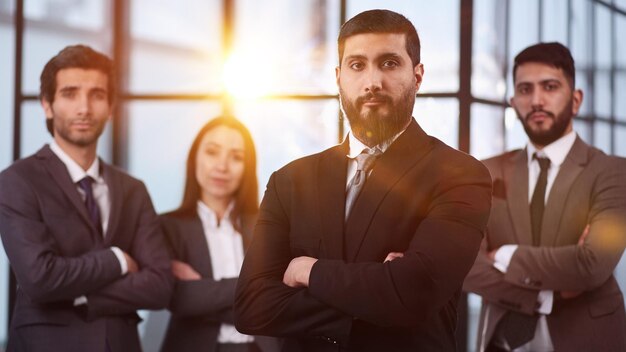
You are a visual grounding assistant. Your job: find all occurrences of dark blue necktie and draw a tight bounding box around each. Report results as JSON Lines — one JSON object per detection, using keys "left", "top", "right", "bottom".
{"left": 77, "top": 176, "right": 103, "bottom": 237}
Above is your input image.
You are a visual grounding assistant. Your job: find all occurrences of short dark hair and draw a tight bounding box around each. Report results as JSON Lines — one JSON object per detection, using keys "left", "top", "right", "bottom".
{"left": 40, "top": 45, "right": 115, "bottom": 135}
{"left": 338, "top": 9, "right": 421, "bottom": 68}
{"left": 513, "top": 42, "right": 576, "bottom": 88}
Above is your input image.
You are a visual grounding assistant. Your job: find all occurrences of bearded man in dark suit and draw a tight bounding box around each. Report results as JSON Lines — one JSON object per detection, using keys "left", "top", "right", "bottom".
{"left": 234, "top": 10, "right": 492, "bottom": 352}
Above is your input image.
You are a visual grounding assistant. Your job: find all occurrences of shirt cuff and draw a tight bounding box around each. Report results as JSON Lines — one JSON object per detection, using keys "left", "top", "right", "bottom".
{"left": 73, "top": 295, "right": 88, "bottom": 306}
{"left": 493, "top": 244, "right": 518, "bottom": 273}
{"left": 537, "top": 290, "right": 554, "bottom": 314}
{"left": 111, "top": 247, "right": 128, "bottom": 275}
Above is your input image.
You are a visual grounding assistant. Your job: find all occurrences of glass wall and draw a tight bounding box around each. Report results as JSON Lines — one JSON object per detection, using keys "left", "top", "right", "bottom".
{"left": 0, "top": 1, "right": 14, "bottom": 346}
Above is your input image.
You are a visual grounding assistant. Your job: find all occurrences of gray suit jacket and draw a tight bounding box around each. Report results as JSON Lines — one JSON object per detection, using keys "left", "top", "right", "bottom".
{"left": 160, "top": 212, "right": 281, "bottom": 352}
{"left": 0, "top": 145, "right": 174, "bottom": 352}
{"left": 464, "top": 137, "right": 626, "bottom": 351}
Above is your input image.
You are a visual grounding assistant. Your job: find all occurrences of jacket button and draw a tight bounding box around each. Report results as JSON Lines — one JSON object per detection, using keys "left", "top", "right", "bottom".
{"left": 319, "top": 336, "right": 338, "bottom": 344}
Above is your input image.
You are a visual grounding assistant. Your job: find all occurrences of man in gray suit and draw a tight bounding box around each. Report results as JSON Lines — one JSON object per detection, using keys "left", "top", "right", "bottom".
{"left": 0, "top": 45, "right": 174, "bottom": 351}
{"left": 465, "top": 42, "right": 626, "bottom": 351}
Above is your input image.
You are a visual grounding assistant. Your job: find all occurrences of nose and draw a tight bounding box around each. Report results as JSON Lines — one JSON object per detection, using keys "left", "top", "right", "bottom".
{"left": 214, "top": 154, "right": 229, "bottom": 172}
{"left": 530, "top": 89, "right": 544, "bottom": 110}
{"left": 364, "top": 67, "right": 382, "bottom": 93}
{"left": 76, "top": 93, "right": 91, "bottom": 116}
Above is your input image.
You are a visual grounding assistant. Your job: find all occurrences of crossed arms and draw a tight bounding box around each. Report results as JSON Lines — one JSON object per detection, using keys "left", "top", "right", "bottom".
{"left": 234, "top": 160, "right": 492, "bottom": 341}
{"left": 0, "top": 169, "right": 174, "bottom": 319}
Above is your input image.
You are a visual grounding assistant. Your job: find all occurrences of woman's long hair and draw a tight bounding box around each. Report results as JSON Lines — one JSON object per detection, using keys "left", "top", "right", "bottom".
{"left": 171, "top": 116, "right": 259, "bottom": 232}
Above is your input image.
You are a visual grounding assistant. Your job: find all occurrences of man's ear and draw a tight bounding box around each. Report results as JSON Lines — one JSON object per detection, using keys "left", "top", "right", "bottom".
{"left": 335, "top": 66, "right": 341, "bottom": 87}
{"left": 414, "top": 63, "right": 424, "bottom": 91}
{"left": 41, "top": 98, "right": 54, "bottom": 120}
{"left": 509, "top": 96, "right": 516, "bottom": 110}
{"left": 571, "top": 89, "right": 583, "bottom": 116}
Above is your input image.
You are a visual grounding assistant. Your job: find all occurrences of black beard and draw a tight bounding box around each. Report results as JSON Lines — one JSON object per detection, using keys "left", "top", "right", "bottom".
{"left": 340, "top": 88, "right": 414, "bottom": 147}
{"left": 518, "top": 98, "right": 573, "bottom": 147}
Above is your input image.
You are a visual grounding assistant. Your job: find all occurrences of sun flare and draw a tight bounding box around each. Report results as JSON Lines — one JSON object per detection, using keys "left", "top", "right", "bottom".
{"left": 222, "top": 50, "right": 275, "bottom": 100}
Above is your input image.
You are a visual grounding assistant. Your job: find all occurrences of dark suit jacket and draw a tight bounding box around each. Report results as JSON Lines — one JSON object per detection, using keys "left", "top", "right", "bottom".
{"left": 160, "top": 212, "right": 280, "bottom": 352}
{"left": 234, "top": 120, "right": 492, "bottom": 351}
{"left": 464, "top": 137, "right": 626, "bottom": 351}
{"left": 0, "top": 145, "right": 174, "bottom": 352}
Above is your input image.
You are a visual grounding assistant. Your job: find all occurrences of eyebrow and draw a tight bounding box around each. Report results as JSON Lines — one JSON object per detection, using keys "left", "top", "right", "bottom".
{"left": 90, "top": 87, "right": 108, "bottom": 94}
{"left": 378, "top": 53, "right": 404, "bottom": 61}
{"left": 58, "top": 86, "right": 108, "bottom": 94}
{"left": 343, "top": 54, "right": 367, "bottom": 62}
{"left": 203, "top": 141, "right": 244, "bottom": 153}
{"left": 515, "top": 78, "right": 562, "bottom": 87}
{"left": 58, "top": 86, "right": 79, "bottom": 93}
{"left": 343, "top": 52, "right": 405, "bottom": 63}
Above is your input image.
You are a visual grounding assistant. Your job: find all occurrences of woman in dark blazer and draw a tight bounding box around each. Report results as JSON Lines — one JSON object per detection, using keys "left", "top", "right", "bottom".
{"left": 160, "top": 117, "right": 280, "bottom": 352}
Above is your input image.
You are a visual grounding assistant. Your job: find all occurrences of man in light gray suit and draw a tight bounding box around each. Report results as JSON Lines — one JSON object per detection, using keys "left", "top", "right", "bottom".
{"left": 0, "top": 45, "right": 174, "bottom": 352}
{"left": 464, "top": 42, "right": 626, "bottom": 351}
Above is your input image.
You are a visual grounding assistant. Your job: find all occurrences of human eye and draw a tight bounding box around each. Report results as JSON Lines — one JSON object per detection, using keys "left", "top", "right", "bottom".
{"left": 91, "top": 90, "right": 107, "bottom": 100}
{"left": 381, "top": 60, "right": 399, "bottom": 69}
{"left": 90, "top": 92, "right": 107, "bottom": 101}
{"left": 59, "top": 89, "right": 76, "bottom": 99}
{"left": 231, "top": 151, "right": 245, "bottom": 162}
{"left": 349, "top": 61, "right": 364, "bottom": 71}
{"left": 544, "top": 82, "right": 560, "bottom": 91}
{"left": 204, "top": 146, "right": 219, "bottom": 156}
{"left": 516, "top": 84, "right": 531, "bottom": 95}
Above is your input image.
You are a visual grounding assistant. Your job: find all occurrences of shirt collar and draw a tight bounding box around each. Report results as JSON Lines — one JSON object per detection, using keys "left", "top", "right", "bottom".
{"left": 347, "top": 126, "right": 406, "bottom": 159}
{"left": 49, "top": 140, "right": 101, "bottom": 183}
{"left": 197, "top": 200, "right": 234, "bottom": 227}
{"left": 526, "top": 130, "right": 577, "bottom": 167}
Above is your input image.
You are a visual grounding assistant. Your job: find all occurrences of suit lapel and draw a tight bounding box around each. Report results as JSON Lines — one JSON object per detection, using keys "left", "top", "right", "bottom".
{"left": 186, "top": 216, "right": 214, "bottom": 278}
{"left": 345, "top": 120, "right": 431, "bottom": 261}
{"left": 39, "top": 145, "right": 99, "bottom": 243}
{"left": 541, "top": 137, "right": 588, "bottom": 245}
{"left": 505, "top": 150, "right": 533, "bottom": 245}
{"left": 240, "top": 213, "right": 257, "bottom": 250}
{"left": 102, "top": 162, "right": 121, "bottom": 245}
{"left": 318, "top": 142, "right": 349, "bottom": 260}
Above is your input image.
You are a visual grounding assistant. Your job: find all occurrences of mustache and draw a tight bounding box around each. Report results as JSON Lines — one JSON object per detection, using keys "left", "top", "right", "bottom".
{"left": 356, "top": 93, "right": 392, "bottom": 106}
{"left": 525, "top": 109, "right": 555, "bottom": 120}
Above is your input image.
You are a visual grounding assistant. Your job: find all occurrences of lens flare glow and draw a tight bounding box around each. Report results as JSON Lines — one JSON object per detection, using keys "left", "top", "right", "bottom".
{"left": 222, "top": 51, "right": 275, "bottom": 100}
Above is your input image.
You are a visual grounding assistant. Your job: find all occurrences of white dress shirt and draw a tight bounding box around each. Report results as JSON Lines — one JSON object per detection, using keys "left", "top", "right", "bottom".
{"left": 346, "top": 128, "right": 405, "bottom": 186}
{"left": 492, "top": 130, "right": 577, "bottom": 351}
{"left": 49, "top": 141, "right": 128, "bottom": 305}
{"left": 197, "top": 201, "right": 253, "bottom": 344}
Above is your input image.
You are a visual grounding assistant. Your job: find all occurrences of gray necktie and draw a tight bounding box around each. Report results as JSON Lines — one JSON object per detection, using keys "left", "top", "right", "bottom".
{"left": 345, "top": 149, "right": 381, "bottom": 220}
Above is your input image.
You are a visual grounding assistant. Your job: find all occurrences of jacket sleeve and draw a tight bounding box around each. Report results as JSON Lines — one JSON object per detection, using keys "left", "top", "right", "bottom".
{"left": 463, "top": 238, "right": 541, "bottom": 315}
{"left": 504, "top": 161, "right": 626, "bottom": 292}
{"left": 169, "top": 278, "right": 238, "bottom": 320}
{"left": 234, "top": 172, "right": 353, "bottom": 343}
{"left": 0, "top": 169, "right": 122, "bottom": 303}
{"left": 236, "top": 156, "right": 491, "bottom": 336}
{"left": 307, "top": 160, "right": 492, "bottom": 327}
{"left": 162, "top": 216, "right": 241, "bottom": 320}
{"left": 84, "top": 182, "right": 174, "bottom": 319}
